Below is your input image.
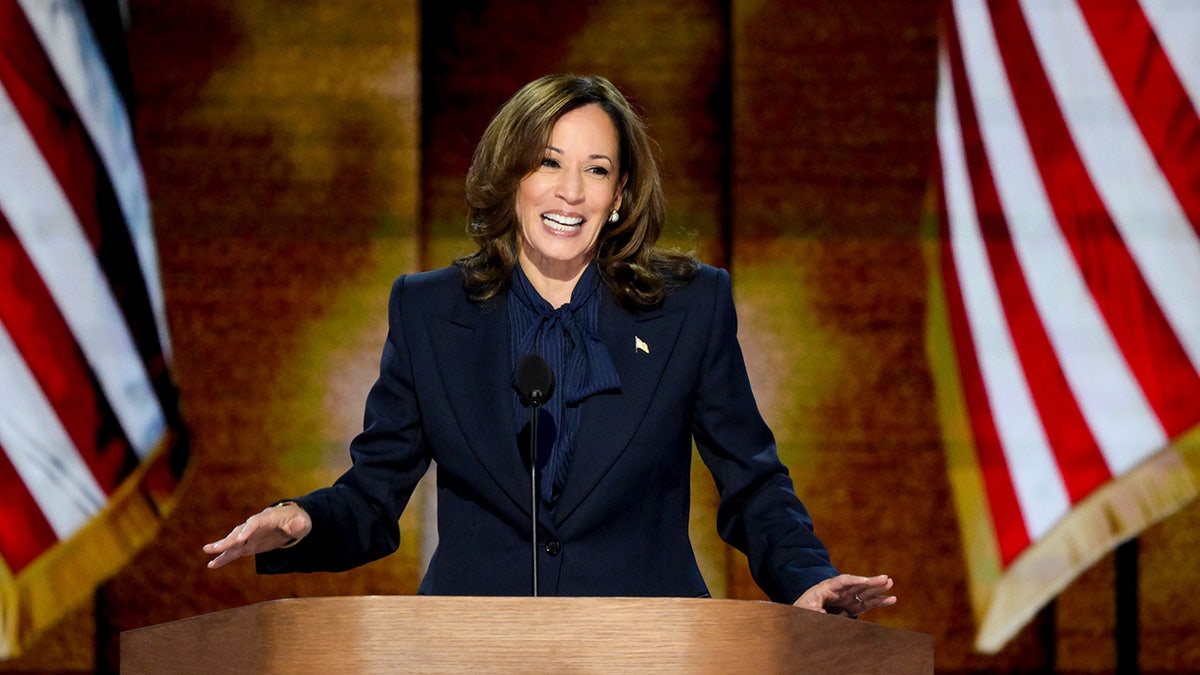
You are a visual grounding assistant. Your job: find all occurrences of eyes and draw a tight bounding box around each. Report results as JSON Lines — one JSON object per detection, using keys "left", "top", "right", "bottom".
{"left": 539, "top": 157, "right": 612, "bottom": 178}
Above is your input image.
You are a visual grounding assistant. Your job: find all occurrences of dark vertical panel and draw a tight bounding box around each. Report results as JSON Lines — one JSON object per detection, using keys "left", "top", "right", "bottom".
{"left": 715, "top": 0, "right": 734, "bottom": 273}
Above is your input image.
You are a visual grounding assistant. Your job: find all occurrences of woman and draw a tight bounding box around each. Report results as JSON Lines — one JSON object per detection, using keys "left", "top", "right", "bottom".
{"left": 205, "top": 74, "right": 895, "bottom": 617}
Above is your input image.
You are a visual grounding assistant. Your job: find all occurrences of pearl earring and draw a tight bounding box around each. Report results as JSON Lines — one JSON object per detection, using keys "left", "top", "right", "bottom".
{"left": 608, "top": 209, "right": 620, "bottom": 223}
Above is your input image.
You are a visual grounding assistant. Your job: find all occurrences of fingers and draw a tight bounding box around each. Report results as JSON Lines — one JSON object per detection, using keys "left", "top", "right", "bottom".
{"left": 852, "top": 587, "right": 897, "bottom": 613}
{"left": 841, "top": 574, "right": 897, "bottom": 617}
{"left": 205, "top": 547, "right": 241, "bottom": 570}
{"left": 204, "top": 518, "right": 251, "bottom": 550}
{"left": 203, "top": 504, "right": 312, "bottom": 570}
{"left": 203, "top": 521, "right": 253, "bottom": 569}
{"left": 838, "top": 573, "right": 892, "bottom": 591}
{"left": 793, "top": 573, "right": 897, "bottom": 618}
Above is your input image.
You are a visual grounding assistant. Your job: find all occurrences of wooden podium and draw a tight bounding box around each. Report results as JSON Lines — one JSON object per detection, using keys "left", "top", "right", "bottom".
{"left": 120, "top": 596, "right": 932, "bottom": 673}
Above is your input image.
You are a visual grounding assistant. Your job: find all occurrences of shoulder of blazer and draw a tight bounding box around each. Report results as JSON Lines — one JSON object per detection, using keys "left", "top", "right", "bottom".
{"left": 391, "top": 265, "right": 464, "bottom": 301}
{"left": 659, "top": 262, "right": 729, "bottom": 312}
{"left": 389, "top": 266, "right": 496, "bottom": 324}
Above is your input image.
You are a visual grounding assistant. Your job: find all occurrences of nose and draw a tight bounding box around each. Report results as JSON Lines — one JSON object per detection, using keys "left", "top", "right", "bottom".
{"left": 555, "top": 169, "right": 584, "bottom": 204}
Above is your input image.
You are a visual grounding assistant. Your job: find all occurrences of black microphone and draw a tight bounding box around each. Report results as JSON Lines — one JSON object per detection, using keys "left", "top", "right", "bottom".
{"left": 515, "top": 353, "right": 555, "bottom": 406}
{"left": 514, "top": 354, "right": 554, "bottom": 597}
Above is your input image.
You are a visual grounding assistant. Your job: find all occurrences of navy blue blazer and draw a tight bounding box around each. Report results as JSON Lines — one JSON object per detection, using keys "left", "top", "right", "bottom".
{"left": 258, "top": 264, "right": 837, "bottom": 603}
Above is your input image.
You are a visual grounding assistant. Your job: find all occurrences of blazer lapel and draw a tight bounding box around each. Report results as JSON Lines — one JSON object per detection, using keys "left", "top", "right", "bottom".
{"left": 426, "top": 294, "right": 530, "bottom": 513}
{"left": 553, "top": 290, "right": 687, "bottom": 522}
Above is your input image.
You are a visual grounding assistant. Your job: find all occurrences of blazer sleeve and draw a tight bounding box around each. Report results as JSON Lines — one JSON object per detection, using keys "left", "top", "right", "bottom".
{"left": 258, "top": 274, "right": 432, "bottom": 574}
{"left": 689, "top": 267, "right": 839, "bottom": 603}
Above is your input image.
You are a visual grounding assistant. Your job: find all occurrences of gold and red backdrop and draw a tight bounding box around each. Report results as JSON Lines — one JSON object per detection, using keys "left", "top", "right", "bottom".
{"left": 4, "top": 1, "right": 1198, "bottom": 672}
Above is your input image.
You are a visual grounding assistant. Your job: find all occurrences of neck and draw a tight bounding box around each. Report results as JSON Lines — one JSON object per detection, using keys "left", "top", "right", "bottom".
{"left": 517, "top": 252, "right": 591, "bottom": 309}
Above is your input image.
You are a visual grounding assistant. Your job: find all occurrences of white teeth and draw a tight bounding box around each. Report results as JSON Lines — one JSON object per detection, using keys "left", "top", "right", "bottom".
{"left": 542, "top": 213, "right": 584, "bottom": 231}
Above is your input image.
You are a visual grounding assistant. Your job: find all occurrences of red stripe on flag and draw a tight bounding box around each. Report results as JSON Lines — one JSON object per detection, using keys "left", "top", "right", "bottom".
{"left": 938, "top": 223, "right": 1031, "bottom": 565}
{"left": 947, "top": 6, "right": 1111, "bottom": 509}
{"left": 992, "top": 3, "right": 1200, "bottom": 440}
{"left": 0, "top": 5, "right": 103, "bottom": 248}
{"left": 941, "top": 9, "right": 1031, "bottom": 564}
{"left": 1081, "top": 0, "right": 1200, "bottom": 234}
{"left": 0, "top": 209, "right": 136, "bottom": 495}
{"left": 0, "top": 442, "right": 58, "bottom": 574}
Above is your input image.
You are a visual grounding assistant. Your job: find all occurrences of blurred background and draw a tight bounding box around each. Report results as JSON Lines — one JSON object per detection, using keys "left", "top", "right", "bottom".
{"left": 3, "top": 1, "right": 1198, "bottom": 672}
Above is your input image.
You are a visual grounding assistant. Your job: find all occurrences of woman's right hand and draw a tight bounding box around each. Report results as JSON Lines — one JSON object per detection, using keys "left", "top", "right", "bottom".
{"left": 203, "top": 502, "right": 312, "bottom": 569}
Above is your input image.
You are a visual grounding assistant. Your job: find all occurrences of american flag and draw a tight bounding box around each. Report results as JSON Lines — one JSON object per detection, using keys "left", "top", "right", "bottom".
{"left": 932, "top": 0, "right": 1200, "bottom": 653}
{"left": 0, "top": 0, "right": 187, "bottom": 658}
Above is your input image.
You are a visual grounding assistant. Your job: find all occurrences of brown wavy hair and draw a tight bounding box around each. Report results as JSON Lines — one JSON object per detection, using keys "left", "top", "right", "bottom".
{"left": 456, "top": 74, "right": 697, "bottom": 309}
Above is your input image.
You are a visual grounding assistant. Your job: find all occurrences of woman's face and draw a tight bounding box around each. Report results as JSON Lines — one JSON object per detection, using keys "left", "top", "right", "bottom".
{"left": 515, "top": 103, "right": 624, "bottom": 282}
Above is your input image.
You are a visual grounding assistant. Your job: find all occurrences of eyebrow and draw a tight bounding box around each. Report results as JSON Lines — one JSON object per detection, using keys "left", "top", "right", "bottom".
{"left": 546, "top": 145, "right": 614, "bottom": 163}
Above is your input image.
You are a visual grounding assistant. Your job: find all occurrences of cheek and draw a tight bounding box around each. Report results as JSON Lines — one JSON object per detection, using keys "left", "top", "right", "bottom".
{"left": 515, "top": 185, "right": 542, "bottom": 230}
{"left": 515, "top": 186, "right": 533, "bottom": 216}
{"left": 594, "top": 181, "right": 619, "bottom": 203}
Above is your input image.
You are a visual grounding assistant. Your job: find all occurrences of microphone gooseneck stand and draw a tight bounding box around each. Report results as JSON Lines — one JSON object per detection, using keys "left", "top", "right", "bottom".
{"left": 528, "top": 399, "right": 540, "bottom": 597}
{"left": 515, "top": 353, "right": 554, "bottom": 598}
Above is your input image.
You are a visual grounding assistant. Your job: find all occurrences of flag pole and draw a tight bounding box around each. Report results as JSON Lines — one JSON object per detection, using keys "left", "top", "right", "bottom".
{"left": 95, "top": 585, "right": 119, "bottom": 674}
{"left": 1115, "top": 538, "right": 1139, "bottom": 673}
{"left": 1038, "top": 601, "right": 1056, "bottom": 671}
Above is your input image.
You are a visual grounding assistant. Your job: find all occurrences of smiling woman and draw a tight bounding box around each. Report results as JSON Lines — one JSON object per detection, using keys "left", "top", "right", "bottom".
{"left": 456, "top": 74, "right": 697, "bottom": 311}
{"left": 203, "top": 73, "right": 895, "bottom": 621}
{"left": 514, "top": 104, "right": 623, "bottom": 307}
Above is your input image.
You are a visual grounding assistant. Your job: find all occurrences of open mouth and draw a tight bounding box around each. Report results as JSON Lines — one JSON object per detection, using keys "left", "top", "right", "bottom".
{"left": 542, "top": 213, "right": 584, "bottom": 233}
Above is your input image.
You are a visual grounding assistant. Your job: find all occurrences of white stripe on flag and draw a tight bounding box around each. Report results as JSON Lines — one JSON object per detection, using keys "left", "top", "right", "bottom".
{"left": 937, "top": 44, "right": 1070, "bottom": 541}
{"left": 1023, "top": 0, "right": 1200, "bottom": 382}
{"left": 17, "top": 0, "right": 172, "bottom": 363}
{"left": 1141, "top": 0, "right": 1200, "bottom": 115}
{"left": 958, "top": 0, "right": 1166, "bottom": 478}
{"left": 0, "top": 81, "right": 165, "bottom": 458}
{"left": 0, "top": 322, "right": 107, "bottom": 539}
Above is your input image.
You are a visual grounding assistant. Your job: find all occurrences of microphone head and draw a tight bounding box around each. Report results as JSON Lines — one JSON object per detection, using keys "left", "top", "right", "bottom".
{"left": 515, "top": 354, "right": 555, "bottom": 406}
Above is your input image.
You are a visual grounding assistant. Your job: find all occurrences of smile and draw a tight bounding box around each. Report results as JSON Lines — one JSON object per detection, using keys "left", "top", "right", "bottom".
{"left": 541, "top": 213, "right": 585, "bottom": 233}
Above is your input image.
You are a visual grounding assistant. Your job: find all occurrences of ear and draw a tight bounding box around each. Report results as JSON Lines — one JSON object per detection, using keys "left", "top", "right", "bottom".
{"left": 613, "top": 176, "right": 628, "bottom": 213}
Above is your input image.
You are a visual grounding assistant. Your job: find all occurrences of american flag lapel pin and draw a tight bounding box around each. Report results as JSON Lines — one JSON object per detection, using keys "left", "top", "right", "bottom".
{"left": 635, "top": 336, "right": 650, "bottom": 354}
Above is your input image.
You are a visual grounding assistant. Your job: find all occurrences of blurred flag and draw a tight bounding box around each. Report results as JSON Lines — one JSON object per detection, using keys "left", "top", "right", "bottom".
{"left": 929, "top": 0, "right": 1200, "bottom": 653}
{"left": 0, "top": 0, "right": 188, "bottom": 659}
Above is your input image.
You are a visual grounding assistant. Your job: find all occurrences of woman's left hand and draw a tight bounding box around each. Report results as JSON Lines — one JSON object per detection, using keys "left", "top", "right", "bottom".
{"left": 792, "top": 573, "right": 896, "bottom": 618}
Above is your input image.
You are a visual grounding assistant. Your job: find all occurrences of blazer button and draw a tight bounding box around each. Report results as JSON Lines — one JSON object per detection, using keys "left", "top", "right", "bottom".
{"left": 544, "top": 540, "right": 562, "bottom": 557}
